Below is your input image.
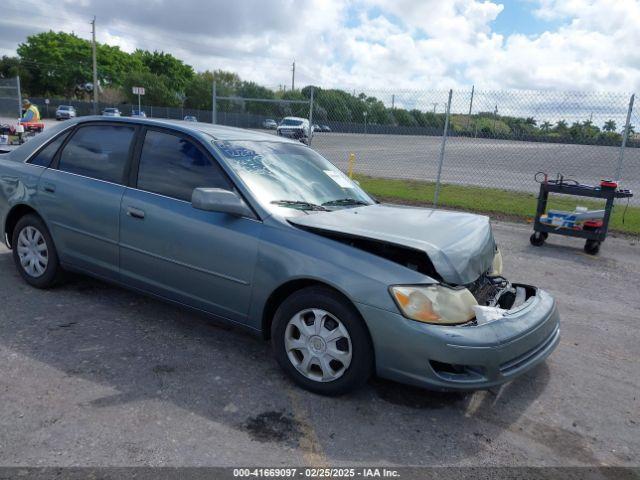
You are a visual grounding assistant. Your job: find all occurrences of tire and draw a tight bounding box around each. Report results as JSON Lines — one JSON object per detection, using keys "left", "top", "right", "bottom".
{"left": 271, "top": 286, "right": 374, "bottom": 396}
{"left": 530, "top": 232, "right": 546, "bottom": 246}
{"left": 11, "top": 214, "right": 63, "bottom": 288}
{"left": 584, "top": 240, "right": 600, "bottom": 255}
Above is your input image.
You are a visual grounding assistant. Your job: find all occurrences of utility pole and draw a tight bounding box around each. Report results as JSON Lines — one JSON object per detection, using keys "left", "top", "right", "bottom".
{"left": 431, "top": 103, "right": 438, "bottom": 113}
{"left": 391, "top": 94, "right": 395, "bottom": 109}
{"left": 91, "top": 16, "right": 98, "bottom": 114}
{"left": 291, "top": 60, "right": 295, "bottom": 91}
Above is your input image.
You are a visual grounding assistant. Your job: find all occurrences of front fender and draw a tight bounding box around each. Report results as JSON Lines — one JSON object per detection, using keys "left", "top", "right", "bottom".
{"left": 247, "top": 221, "right": 433, "bottom": 332}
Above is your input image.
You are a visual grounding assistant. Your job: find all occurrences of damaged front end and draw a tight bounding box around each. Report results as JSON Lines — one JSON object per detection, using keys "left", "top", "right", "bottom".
{"left": 465, "top": 274, "right": 539, "bottom": 325}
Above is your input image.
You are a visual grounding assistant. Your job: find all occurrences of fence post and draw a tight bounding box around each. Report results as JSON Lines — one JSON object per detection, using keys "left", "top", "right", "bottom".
{"left": 16, "top": 75, "right": 22, "bottom": 119}
{"left": 212, "top": 81, "right": 217, "bottom": 124}
{"left": 616, "top": 93, "right": 635, "bottom": 181}
{"left": 466, "top": 84, "right": 474, "bottom": 129}
{"left": 307, "top": 87, "right": 314, "bottom": 146}
{"left": 434, "top": 89, "right": 453, "bottom": 208}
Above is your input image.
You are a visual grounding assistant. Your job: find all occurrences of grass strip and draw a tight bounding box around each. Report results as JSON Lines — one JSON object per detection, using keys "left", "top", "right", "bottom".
{"left": 355, "top": 175, "right": 639, "bottom": 236}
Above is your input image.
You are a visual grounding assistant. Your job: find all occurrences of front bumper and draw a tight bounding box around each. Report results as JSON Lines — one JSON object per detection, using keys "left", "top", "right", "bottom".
{"left": 356, "top": 287, "right": 560, "bottom": 391}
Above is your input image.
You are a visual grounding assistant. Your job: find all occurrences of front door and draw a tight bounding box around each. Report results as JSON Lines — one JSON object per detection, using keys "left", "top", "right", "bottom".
{"left": 118, "top": 128, "right": 261, "bottom": 324}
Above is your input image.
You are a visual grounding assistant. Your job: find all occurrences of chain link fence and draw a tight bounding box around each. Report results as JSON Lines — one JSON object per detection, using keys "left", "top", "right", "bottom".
{"left": 0, "top": 77, "right": 20, "bottom": 118}
{"left": 6, "top": 82, "right": 638, "bottom": 207}
{"left": 311, "top": 89, "right": 638, "bottom": 206}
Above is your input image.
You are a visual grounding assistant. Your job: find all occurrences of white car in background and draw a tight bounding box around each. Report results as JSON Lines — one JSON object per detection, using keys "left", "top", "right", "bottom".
{"left": 102, "top": 108, "right": 121, "bottom": 117}
{"left": 55, "top": 105, "right": 76, "bottom": 120}
{"left": 277, "top": 117, "right": 312, "bottom": 144}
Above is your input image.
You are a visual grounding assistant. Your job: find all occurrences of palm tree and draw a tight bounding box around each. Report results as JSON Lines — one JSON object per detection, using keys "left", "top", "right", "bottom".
{"left": 540, "top": 121, "right": 552, "bottom": 133}
{"left": 554, "top": 119, "right": 568, "bottom": 134}
{"left": 603, "top": 119, "right": 617, "bottom": 132}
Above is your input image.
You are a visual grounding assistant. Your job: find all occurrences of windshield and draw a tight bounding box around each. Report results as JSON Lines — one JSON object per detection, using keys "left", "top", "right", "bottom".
{"left": 213, "top": 140, "right": 373, "bottom": 215}
{"left": 105, "top": 108, "right": 117, "bottom": 112}
{"left": 281, "top": 119, "right": 303, "bottom": 126}
{"left": 59, "top": 106, "right": 71, "bottom": 110}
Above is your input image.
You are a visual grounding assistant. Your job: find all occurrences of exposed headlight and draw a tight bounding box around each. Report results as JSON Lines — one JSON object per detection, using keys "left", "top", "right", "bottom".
{"left": 491, "top": 249, "right": 503, "bottom": 276}
{"left": 390, "top": 285, "right": 477, "bottom": 325}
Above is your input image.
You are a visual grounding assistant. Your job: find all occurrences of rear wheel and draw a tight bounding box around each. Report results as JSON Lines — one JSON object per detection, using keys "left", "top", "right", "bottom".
{"left": 272, "top": 286, "right": 374, "bottom": 396}
{"left": 11, "top": 214, "right": 63, "bottom": 288}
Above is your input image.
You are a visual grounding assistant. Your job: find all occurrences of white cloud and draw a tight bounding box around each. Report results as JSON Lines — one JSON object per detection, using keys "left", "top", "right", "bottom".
{"left": 1, "top": 0, "right": 639, "bottom": 95}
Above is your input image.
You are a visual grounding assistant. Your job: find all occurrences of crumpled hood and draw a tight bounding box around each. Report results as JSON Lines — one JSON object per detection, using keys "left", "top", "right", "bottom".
{"left": 289, "top": 204, "right": 496, "bottom": 285}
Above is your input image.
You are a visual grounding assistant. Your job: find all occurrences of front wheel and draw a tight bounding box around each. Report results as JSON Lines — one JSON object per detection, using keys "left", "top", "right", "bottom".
{"left": 271, "top": 286, "right": 374, "bottom": 396}
{"left": 12, "top": 214, "right": 63, "bottom": 288}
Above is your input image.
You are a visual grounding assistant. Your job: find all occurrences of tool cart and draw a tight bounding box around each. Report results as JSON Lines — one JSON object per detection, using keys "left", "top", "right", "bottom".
{"left": 530, "top": 175, "right": 633, "bottom": 255}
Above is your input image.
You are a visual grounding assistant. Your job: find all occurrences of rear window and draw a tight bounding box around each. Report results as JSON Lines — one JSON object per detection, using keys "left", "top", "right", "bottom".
{"left": 28, "top": 130, "right": 72, "bottom": 167}
{"left": 281, "top": 119, "right": 303, "bottom": 126}
{"left": 58, "top": 125, "right": 135, "bottom": 183}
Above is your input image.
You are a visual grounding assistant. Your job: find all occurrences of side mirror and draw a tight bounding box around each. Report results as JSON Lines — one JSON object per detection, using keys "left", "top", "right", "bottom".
{"left": 191, "top": 188, "right": 253, "bottom": 217}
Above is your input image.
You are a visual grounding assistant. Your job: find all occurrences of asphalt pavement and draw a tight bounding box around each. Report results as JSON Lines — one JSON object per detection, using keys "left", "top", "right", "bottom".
{"left": 1, "top": 220, "right": 638, "bottom": 467}
{"left": 312, "top": 133, "right": 640, "bottom": 202}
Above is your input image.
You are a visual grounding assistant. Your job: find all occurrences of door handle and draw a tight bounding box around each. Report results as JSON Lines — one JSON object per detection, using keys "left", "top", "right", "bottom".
{"left": 42, "top": 182, "right": 56, "bottom": 193}
{"left": 126, "top": 206, "right": 145, "bottom": 219}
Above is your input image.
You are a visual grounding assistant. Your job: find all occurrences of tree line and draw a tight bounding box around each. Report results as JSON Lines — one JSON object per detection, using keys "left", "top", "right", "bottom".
{"left": 0, "top": 31, "right": 634, "bottom": 144}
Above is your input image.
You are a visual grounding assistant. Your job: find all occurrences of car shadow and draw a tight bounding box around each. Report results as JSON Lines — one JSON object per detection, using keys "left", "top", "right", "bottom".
{"left": 0, "top": 249, "right": 571, "bottom": 465}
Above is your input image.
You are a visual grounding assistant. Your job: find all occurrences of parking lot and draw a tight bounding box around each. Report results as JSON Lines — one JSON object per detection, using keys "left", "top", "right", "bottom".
{"left": 1, "top": 220, "right": 638, "bottom": 467}
{"left": 313, "top": 133, "right": 640, "bottom": 201}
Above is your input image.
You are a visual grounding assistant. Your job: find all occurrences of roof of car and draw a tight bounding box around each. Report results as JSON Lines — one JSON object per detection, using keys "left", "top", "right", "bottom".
{"left": 74, "top": 116, "right": 300, "bottom": 143}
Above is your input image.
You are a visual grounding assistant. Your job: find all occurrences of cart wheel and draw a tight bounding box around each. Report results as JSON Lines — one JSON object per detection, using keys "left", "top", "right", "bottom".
{"left": 530, "top": 232, "right": 546, "bottom": 246}
{"left": 584, "top": 240, "right": 600, "bottom": 255}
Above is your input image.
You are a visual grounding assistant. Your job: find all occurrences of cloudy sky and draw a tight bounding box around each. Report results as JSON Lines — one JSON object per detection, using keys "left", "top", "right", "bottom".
{"left": 1, "top": 0, "right": 639, "bottom": 95}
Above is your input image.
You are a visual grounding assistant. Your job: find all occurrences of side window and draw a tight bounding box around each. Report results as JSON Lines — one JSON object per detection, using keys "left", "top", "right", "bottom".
{"left": 137, "top": 130, "right": 231, "bottom": 201}
{"left": 58, "top": 125, "right": 135, "bottom": 183}
{"left": 28, "top": 130, "right": 71, "bottom": 167}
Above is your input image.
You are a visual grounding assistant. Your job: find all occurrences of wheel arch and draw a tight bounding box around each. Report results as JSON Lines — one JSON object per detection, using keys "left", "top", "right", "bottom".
{"left": 260, "top": 278, "right": 373, "bottom": 347}
{"left": 3, "top": 204, "right": 42, "bottom": 248}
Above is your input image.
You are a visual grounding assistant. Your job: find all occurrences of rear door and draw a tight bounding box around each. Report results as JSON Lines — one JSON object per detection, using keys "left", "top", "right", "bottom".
{"left": 118, "top": 127, "right": 262, "bottom": 324}
{"left": 38, "top": 123, "right": 136, "bottom": 280}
